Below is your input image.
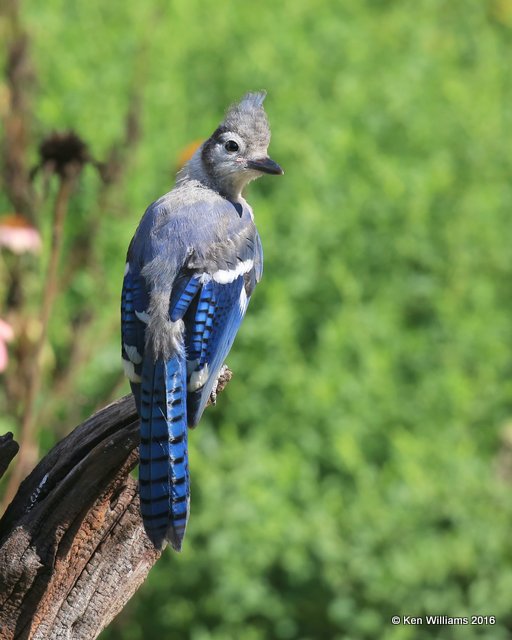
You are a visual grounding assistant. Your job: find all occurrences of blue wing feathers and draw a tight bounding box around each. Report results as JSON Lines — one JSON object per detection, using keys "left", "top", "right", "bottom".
{"left": 169, "top": 276, "right": 201, "bottom": 321}
{"left": 187, "top": 276, "right": 246, "bottom": 427}
{"left": 121, "top": 266, "right": 149, "bottom": 410}
{"left": 199, "top": 295, "right": 216, "bottom": 367}
{"left": 121, "top": 272, "right": 143, "bottom": 359}
{"left": 189, "top": 280, "right": 214, "bottom": 359}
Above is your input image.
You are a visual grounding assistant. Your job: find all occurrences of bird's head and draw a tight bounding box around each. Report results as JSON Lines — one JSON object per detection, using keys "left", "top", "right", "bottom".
{"left": 199, "top": 91, "right": 283, "bottom": 200}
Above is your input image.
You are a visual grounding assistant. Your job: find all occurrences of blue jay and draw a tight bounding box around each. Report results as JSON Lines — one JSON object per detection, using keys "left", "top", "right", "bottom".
{"left": 121, "top": 92, "right": 283, "bottom": 551}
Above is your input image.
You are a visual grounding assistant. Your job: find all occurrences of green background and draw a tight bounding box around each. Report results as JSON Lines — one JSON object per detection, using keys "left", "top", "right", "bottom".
{"left": 1, "top": 1, "right": 512, "bottom": 638}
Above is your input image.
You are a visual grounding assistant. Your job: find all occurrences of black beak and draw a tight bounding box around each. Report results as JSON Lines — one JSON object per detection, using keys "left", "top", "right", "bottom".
{"left": 247, "top": 156, "right": 284, "bottom": 175}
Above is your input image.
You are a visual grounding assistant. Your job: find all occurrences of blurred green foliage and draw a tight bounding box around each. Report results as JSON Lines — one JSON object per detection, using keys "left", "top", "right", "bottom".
{"left": 2, "top": 0, "right": 512, "bottom": 638}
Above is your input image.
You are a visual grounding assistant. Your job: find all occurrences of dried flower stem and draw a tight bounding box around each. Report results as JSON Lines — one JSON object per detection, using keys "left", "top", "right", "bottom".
{"left": 2, "top": 168, "right": 77, "bottom": 509}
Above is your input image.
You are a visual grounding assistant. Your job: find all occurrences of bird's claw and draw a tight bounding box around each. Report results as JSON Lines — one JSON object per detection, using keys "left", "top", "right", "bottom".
{"left": 209, "top": 364, "right": 230, "bottom": 406}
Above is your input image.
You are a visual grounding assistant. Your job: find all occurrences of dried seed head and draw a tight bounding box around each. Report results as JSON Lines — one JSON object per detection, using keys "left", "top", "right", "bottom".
{"left": 37, "top": 131, "right": 91, "bottom": 178}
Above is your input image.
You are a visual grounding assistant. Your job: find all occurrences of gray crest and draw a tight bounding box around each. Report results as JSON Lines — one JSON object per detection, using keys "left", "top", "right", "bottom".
{"left": 221, "top": 91, "right": 270, "bottom": 147}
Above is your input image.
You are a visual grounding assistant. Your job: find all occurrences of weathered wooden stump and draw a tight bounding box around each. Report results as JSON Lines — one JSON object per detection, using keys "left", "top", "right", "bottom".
{"left": 0, "top": 365, "right": 232, "bottom": 639}
{"left": 0, "top": 395, "right": 160, "bottom": 639}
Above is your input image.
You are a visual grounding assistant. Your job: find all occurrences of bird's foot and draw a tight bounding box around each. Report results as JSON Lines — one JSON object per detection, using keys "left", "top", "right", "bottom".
{"left": 208, "top": 364, "right": 232, "bottom": 406}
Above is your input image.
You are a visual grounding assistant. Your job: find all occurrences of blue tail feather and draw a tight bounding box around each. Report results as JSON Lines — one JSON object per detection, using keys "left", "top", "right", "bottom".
{"left": 139, "top": 355, "right": 189, "bottom": 551}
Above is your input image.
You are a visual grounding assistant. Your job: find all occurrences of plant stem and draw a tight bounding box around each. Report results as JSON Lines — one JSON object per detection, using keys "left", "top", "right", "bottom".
{"left": 2, "top": 169, "right": 77, "bottom": 510}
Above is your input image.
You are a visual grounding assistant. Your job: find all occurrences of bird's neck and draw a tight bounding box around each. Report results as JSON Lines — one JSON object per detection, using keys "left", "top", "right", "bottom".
{"left": 177, "top": 148, "right": 246, "bottom": 202}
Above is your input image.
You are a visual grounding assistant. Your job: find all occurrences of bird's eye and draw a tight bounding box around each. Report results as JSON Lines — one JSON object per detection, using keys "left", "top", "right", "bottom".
{"left": 224, "top": 140, "right": 239, "bottom": 153}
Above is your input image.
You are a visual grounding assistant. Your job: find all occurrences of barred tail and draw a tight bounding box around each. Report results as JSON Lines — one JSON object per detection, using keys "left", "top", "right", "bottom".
{"left": 139, "top": 355, "right": 189, "bottom": 551}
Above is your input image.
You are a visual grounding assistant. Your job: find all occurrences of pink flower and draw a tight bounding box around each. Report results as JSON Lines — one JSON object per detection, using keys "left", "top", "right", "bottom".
{"left": 0, "top": 214, "right": 41, "bottom": 254}
{"left": 0, "top": 319, "right": 14, "bottom": 373}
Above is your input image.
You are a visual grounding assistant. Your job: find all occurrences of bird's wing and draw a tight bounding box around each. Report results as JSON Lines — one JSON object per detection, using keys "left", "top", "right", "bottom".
{"left": 177, "top": 228, "right": 263, "bottom": 427}
{"left": 121, "top": 255, "right": 149, "bottom": 403}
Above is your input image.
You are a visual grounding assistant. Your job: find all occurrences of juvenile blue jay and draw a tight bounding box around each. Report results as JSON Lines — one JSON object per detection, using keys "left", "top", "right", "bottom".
{"left": 121, "top": 92, "right": 282, "bottom": 551}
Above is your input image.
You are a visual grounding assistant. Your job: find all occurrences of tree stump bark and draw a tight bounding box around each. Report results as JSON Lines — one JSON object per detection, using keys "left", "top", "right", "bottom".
{"left": 0, "top": 395, "right": 156, "bottom": 640}
{"left": 0, "top": 365, "right": 233, "bottom": 639}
